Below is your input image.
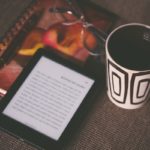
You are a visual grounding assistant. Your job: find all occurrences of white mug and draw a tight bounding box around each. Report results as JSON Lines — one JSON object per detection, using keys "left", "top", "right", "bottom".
{"left": 105, "top": 23, "right": 150, "bottom": 109}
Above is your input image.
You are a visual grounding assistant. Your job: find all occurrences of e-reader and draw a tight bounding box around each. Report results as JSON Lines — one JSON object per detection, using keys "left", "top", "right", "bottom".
{"left": 0, "top": 48, "right": 101, "bottom": 150}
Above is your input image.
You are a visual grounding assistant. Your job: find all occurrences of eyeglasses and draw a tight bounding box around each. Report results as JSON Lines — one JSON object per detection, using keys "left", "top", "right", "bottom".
{"left": 49, "top": 0, "right": 107, "bottom": 56}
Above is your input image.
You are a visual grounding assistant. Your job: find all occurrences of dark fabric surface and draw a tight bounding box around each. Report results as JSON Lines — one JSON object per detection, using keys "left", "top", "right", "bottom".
{"left": 1, "top": 90, "right": 150, "bottom": 150}
{"left": 1, "top": 0, "right": 150, "bottom": 150}
{"left": 91, "top": 0, "right": 150, "bottom": 26}
{"left": 64, "top": 91, "right": 150, "bottom": 150}
{"left": 0, "top": 129, "right": 37, "bottom": 150}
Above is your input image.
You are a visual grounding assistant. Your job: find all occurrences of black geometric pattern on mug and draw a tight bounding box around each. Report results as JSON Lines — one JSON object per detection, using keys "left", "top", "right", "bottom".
{"left": 131, "top": 72, "right": 150, "bottom": 104}
{"left": 137, "top": 79, "right": 150, "bottom": 98}
{"left": 108, "top": 60, "right": 128, "bottom": 104}
{"left": 112, "top": 72, "right": 121, "bottom": 96}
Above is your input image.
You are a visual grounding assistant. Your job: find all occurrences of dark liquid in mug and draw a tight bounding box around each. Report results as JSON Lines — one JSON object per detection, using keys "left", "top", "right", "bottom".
{"left": 108, "top": 25, "right": 150, "bottom": 71}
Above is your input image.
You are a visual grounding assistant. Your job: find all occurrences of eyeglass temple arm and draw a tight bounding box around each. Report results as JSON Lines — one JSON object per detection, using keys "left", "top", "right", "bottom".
{"left": 85, "top": 23, "right": 107, "bottom": 42}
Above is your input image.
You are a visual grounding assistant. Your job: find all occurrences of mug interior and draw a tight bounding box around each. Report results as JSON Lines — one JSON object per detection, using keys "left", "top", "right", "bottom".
{"left": 107, "top": 24, "right": 150, "bottom": 71}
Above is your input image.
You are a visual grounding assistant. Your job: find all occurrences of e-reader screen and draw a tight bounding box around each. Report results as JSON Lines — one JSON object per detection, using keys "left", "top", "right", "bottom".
{"left": 2, "top": 55, "right": 95, "bottom": 141}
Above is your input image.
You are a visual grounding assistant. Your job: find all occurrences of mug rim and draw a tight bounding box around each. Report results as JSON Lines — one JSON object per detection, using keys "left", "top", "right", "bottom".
{"left": 105, "top": 22, "right": 150, "bottom": 72}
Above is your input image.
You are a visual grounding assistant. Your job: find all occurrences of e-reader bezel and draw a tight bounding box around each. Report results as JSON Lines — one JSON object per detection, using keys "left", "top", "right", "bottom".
{"left": 0, "top": 48, "right": 101, "bottom": 150}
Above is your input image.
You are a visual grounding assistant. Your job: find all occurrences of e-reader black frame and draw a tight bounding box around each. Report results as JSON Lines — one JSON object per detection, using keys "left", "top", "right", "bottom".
{"left": 0, "top": 48, "right": 101, "bottom": 150}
